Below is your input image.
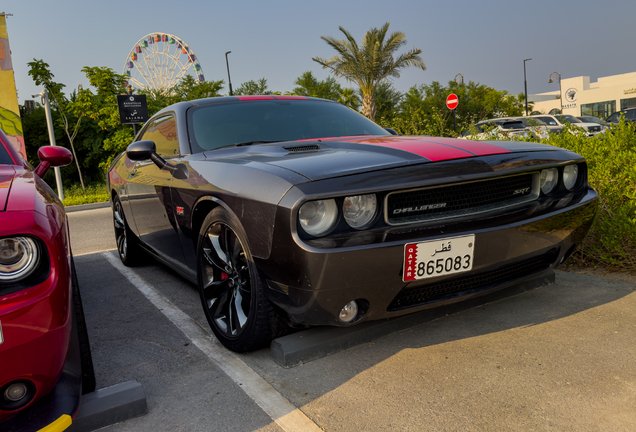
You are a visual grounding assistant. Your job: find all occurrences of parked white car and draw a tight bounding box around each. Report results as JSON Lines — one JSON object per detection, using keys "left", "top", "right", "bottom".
{"left": 461, "top": 117, "right": 550, "bottom": 140}
{"left": 460, "top": 119, "right": 531, "bottom": 140}
{"left": 528, "top": 114, "right": 603, "bottom": 136}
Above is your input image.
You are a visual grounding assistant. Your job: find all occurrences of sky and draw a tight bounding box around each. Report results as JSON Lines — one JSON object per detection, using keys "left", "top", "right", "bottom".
{"left": 3, "top": 0, "right": 636, "bottom": 105}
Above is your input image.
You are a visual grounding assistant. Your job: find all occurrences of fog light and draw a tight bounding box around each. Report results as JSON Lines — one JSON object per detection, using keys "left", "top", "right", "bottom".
{"left": 0, "top": 380, "right": 35, "bottom": 411}
{"left": 339, "top": 301, "right": 358, "bottom": 323}
{"left": 4, "top": 383, "right": 27, "bottom": 402}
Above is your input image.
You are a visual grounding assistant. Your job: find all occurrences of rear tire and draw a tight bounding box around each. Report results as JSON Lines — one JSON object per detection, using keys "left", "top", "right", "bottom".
{"left": 71, "top": 257, "right": 96, "bottom": 394}
{"left": 196, "top": 207, "right": 278, "bottom": 352}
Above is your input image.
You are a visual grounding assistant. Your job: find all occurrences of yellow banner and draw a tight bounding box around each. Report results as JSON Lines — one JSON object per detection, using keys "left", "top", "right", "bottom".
{"left": 0, "top": 14, "right": 25, "bottom": 159}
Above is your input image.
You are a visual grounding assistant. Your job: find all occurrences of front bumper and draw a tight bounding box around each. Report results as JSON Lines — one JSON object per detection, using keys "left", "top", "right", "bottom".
{"left": 0, "top": 302, "right": 82, "bottom": 431}
{"left": 260, "top": 189, "right": 598, "bottom": 326}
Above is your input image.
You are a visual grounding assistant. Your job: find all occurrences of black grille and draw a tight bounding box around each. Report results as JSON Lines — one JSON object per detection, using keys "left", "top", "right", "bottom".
{"left": 388, "top": 250, "right": 556, "bottom": 311}
{"left": 284, "top": 144, "right": 320, "bottom": 152}
{"left": 387, "top": 174, "right": 535, "bottom": 225}
{"left": 588, "top": 126, "right": 601, "bottom": 132}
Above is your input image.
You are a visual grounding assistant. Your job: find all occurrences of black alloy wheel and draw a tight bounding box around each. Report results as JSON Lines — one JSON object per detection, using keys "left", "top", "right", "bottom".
{"left": 197, "top": 207, "right": 274, "bottom": 352}
{"left": 113, "top": 196, "right": 142, "bottom": 266}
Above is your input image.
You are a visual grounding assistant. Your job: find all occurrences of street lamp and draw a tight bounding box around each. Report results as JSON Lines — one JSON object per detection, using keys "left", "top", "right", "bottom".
{"left": 455, "top": 73, "right": 464, "bottom": 85}
{"left": 548, "top": 71, "right": 562, "bottom": 112}
{"left": 523, "top": 58, "right": 531, "bottom": 116}
{"left": 225, "top": 51, "right": 233, "bottom": 96}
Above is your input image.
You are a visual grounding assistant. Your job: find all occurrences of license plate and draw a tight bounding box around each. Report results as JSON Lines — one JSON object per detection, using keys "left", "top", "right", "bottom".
{"left": 403, "top": 235, "right": 475, "bottom": 282}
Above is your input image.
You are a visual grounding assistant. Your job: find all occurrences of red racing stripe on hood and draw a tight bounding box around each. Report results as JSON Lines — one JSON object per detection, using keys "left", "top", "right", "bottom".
{"left": 358, "top": 138, "right": 474, "bottom": 161}
{"left": 416, "top": 137, "right": 512, "bottom": 156}
{"left": 234, "top": 95, "right": 276, "bottom": 101}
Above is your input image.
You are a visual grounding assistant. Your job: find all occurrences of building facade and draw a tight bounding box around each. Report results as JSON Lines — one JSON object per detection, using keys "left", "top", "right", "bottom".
{"left": 528, "top": 72, "right": 636, "bottom": 119}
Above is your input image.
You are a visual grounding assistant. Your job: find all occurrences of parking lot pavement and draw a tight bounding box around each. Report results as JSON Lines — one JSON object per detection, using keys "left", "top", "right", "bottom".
{"left": 68, "top": 207, "right": 116, "bottom": 256}
{"left": 75, "top": 253, "right": 286, "bottom": 432}
{"left": 75, "top": 249, "right": 636, "bottom": 431}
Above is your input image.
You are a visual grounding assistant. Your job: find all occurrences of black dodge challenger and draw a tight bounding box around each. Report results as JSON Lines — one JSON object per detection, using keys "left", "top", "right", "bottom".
{"left": 107, "top": 95, "right": 598, "bottom": 352}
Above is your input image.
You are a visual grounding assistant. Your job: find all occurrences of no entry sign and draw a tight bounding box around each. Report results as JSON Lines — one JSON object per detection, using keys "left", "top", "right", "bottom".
{"left": 446, "top": 93, "right": 459, "bottom": 110}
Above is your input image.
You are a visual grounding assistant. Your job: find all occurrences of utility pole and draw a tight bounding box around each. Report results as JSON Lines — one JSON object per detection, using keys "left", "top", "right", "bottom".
{"left": 34, "top": 88, "right": 64, "bottom": 200}
{"left": 225, "top": 51, "right": 233, "bottom": 96}
{"left": 523, "top": 58, "right": 532, "bottom": 116}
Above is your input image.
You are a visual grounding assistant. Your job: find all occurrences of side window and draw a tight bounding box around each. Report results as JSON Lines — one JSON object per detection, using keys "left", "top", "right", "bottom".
{"left": 606, "top": 113, "right": 619, "bottom": 123}
{"left": 141, "top": 116, "right": 179, "bottom": 157}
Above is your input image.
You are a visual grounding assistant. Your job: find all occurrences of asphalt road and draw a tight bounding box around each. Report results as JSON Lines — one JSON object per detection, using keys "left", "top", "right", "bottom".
{"left": 67, "top": 207, "right": 636, "bottom": 431}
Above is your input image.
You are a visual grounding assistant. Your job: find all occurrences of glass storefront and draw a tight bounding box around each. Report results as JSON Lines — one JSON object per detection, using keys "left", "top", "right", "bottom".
{"left": 620, "top": 97, "right": 636, "bottom": 110}
{"left": 581, "top": 100, "right": 616, "bottom": 119}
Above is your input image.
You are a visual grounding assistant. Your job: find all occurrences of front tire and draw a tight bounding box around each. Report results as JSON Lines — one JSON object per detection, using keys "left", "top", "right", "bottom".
{"left": 113, "top": 196, "right": 143, "bottom": 266}
{"left": 196, "top": 207, "right": 274, "bottom": 352}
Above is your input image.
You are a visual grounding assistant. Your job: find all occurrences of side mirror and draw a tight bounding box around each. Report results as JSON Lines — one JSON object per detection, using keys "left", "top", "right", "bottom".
{"left": 34, "top": 146, "right": 73, "bottom": 178}
{"left": 126, "top": 140, "right": 157, "bottom": 161}
{"left": 384, "top": 128, "right": 399, "bottom": 136}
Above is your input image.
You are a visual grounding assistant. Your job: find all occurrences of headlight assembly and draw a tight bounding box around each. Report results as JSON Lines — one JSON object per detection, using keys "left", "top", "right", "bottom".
{"left": 0, "top": 237, "right": 40, "bottom": 283}
{"left": 343, "top": 194, "right": 377, "bottom": 229}
{"left": 540, "top": 168, "right": 558, "bottom": 195}
{"left": 298, "top": 199, "right": 338, "bottom": 237}
{"left": 563, "top": 164, "right": 579, "bottom": 190}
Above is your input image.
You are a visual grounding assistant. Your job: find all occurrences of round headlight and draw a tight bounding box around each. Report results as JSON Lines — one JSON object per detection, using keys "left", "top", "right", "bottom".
{"left": 563, "top": 164, "right": 579, "bottom": 190}
{"left": 343, "top": 194, "right": 377, "bottom": 229}
{"left": 299, "top": 199, "right": 338, "bottom": 237}
{"left": 540, "top": 168, "right": 558, "bottom": 195}
{"left": 0, "top": 237, "right": 40, "bottom": 282}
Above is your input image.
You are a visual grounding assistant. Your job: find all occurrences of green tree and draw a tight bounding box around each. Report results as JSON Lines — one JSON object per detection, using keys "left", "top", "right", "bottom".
{"left": 141, "top": 75, "right": 225, "bottom": 115}
{"left": 27, "top": 59, "right": 86, "bottom": 188}
{"left": 337, "top": 87, "right": 360, "bottom": 110}
{"left": 292, "top": 71, "right": 342, "bottom": 100}
{"left": 234, "top": 78, "right": 272, "bottom": 95}
{"left": 383, "top": 80, "right": 525, "bottom": 136}
{"left": 73, "top": 66, "right": 133, "bottom": 170}
{"left": 370, "top": 80, "right": 402, "bottom": 122}
{"left": 313, "top": 22, "right": 426, "bottom": 121}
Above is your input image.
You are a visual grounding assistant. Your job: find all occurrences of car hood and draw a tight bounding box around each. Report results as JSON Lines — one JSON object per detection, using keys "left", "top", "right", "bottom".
{"left": 206, "top": 135, "right": 559, "bottom": 181}
{"left": 0, "top": 165, "right": 16, "bottom": 211}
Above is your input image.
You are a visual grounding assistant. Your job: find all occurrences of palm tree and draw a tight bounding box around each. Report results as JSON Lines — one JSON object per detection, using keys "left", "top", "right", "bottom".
{"left": 313, "top": 23, "right": 426, "bottom": 121}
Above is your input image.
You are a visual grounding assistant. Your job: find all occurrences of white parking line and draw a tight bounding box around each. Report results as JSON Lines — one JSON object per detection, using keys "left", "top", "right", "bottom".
{"left": 102, "top": 252, "right": 322, "bottom": 432}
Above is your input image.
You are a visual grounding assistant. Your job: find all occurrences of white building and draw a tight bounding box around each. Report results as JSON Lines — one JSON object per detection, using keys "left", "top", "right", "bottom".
{"left": 528, "top": 72, "right": 636, "bottom": 119}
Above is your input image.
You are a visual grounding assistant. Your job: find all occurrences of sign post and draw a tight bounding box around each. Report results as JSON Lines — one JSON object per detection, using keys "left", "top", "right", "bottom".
{"left": 117, "top": 87, "right": 149, "bottom": 138}
{"left": 446, "top": 93, "right": 459, "bottom": 133}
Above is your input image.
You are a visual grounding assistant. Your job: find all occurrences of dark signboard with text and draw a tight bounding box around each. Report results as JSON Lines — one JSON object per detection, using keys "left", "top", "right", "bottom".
{"left": 117, "top": 94, "right": 149, "bottom": 124}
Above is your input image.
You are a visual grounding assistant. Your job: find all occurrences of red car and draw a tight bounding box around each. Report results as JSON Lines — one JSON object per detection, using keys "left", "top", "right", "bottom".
{"left": 0, "top": 129, "right": 94, "bottom": 430}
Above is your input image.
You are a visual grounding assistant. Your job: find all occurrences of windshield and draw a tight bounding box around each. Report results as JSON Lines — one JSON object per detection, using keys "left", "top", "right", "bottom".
{"left": 187, "top": 99, "right": 390, "bottom": 152}
{"left": 517, "top": 117, "right": 546, "bottom": 127}
{"left": 535, "top": 116, "right": 557, "bottom": 126}
{"left": 556, "top": 115, "right": 581, "bottom": 123}
{"left": 578, "top": 116, "right": 601, "bottom": 124}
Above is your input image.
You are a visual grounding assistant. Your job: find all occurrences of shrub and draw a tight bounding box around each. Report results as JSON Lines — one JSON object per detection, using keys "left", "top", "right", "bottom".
{"left": 540, "top": 121, "right": 636, "bottom": 269}
{"left": 62, "top": 182, "right": 109, "bottom": 207}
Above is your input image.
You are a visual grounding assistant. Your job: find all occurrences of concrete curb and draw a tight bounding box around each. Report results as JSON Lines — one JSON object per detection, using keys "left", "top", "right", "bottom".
{"left": 67, "top": 381, "right": 147, "bottom": 431}
{"left": 65, "top": 201, "right": 110, "bottom": 213}
{"left": 270, "top": 270, "right": 555, "bottom": 368}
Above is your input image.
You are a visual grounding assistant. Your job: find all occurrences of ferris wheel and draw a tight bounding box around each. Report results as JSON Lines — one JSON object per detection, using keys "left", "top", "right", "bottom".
{"left": 123, "top": 33, "right": 205, "bottom": 93}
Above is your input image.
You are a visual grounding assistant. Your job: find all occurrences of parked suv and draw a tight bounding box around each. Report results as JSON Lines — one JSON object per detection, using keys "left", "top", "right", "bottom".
{"left": 606, "top": 107, "right": 636, "bottom": 126}
{"left": 528, "top": 114, "right": 603, "bottom": 136}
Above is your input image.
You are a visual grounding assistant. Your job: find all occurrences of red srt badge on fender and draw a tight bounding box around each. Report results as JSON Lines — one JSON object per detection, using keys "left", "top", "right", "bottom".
{"left": 176, "top": 206, "right": 184, "bottom": 216}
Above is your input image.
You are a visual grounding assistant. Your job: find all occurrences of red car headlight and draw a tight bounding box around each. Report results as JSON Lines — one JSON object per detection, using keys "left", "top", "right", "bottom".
{"left": 0, "top": 237, "right": 41, "bottom": 283}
